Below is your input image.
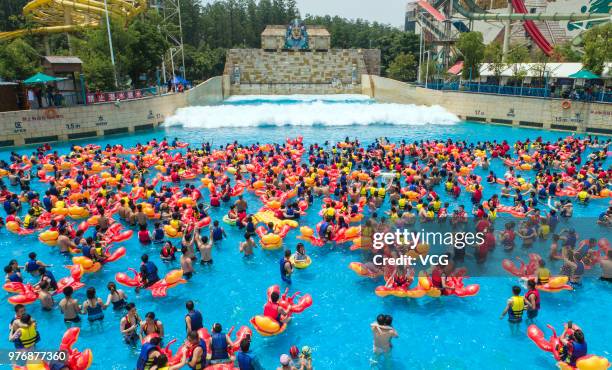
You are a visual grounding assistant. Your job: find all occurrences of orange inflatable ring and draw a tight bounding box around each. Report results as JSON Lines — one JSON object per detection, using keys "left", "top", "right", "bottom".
{"left": 561, "top": 100, "right": 571, "bottom": 109}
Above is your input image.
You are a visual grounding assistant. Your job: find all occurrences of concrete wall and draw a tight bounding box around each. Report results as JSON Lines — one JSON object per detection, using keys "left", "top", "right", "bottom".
{"left": 186, "top": 76, "right": 225, "bottom": 106}
{"left": 366, "top": 75, "right": 612, "bottom": 135}
{"left": 0, "top": 77, "right": 224, "bottom": 147}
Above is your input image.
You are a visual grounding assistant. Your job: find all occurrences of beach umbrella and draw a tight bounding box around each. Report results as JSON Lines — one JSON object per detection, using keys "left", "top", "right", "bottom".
{"left": 568, "top": 69, "right": 600, "bottom": 80}
{"left": 23, "top": 72, "right": 66, "bottom": 85}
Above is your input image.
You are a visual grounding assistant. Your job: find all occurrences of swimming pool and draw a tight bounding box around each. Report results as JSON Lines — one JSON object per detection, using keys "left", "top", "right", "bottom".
{"left": 1, "top": 95, "right": 611, "bottom": 369}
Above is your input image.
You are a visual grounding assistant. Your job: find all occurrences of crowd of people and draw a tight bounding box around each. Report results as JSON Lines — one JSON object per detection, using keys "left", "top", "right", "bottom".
{"left": 1, "top": 132, "right": 611, "bottom": 369}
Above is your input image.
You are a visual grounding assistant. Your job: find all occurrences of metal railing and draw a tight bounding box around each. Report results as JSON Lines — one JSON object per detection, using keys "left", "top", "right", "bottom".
{"left": 424, "top": 82, "right": 612, "bottom": 103}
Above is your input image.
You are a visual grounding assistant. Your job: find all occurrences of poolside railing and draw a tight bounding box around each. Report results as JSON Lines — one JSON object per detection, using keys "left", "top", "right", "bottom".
{"left": 423, "top": 82, "right": 612, "bottom": 103}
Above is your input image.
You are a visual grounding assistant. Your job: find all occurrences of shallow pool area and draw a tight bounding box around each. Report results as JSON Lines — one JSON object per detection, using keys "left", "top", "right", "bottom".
{"left": 1, "top": 95, "right": 611, "bottom": 369}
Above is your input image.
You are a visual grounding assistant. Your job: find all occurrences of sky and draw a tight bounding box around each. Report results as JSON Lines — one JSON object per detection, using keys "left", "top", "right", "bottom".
{"left": 295, "top": 0, "right": 406, "bottom": 27}
{"left": 200, "top": 0, "right": 407, "bottom": 28}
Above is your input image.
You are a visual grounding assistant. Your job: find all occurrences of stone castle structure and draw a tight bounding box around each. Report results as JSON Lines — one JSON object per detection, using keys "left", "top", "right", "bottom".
{"left": 224, "top": 20, "right": 381, "bottom": 95}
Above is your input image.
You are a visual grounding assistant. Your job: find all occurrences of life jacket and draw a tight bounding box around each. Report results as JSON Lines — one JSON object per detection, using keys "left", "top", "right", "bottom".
{"left": 569, "top": 341, "right": 588, "bottom": 366}
{"left": 263, "top": 301, "right": 280, "bottom": 321}
{"left": 509, "top": 296, "right": 525, "bottom": 320}
{"left": 536, "top": 267, "right": 550, "bottom": 284}
{"left": 153, "top": 228, "right": 164, "bottom": 242}
{"left": 398, "top": 198, "right": 407, "bottom": 209}
{"left": 319, "top": 221, "right": 329, "bottom": 237}
{"left": 32, "top": 206, "right": 42, "bottom": 217}
{"left": 210, "top": 332, "right": 229, "bottom": 360}
{"left": 236, "top": 351, "right": 255, "bottom": 370}
{"left": 212, "top": 227, "right": 223, "bottom": 241}
{"left": 143, "top": 261, "right": 159, "bottom": 282}
{"left": 161, "top": 246, "right": 174, "bottom": 258}
{"left": 279, "top": 257, "right": 290, "bottom": 279}
{"left": 431, "top": 269, "right": 442, "bottom": 288}
{"left": 25, "top": 258, "right": 39, "bottom": 273}
{"left": 190, "top": 343, "right": 206, "bottom": 370}
{"left": 138, "top": 230, "right": 151, "bottom": 244}
{"left": 525, "top": 289, "right": 540, "bottom": 310}
{"left": 23, "top": 214, "right": 32, "bottom": 228}
{"left": 186, "top": 310, "right": 203, "bottom": 331}
{"left": 16, "top": 325, "right": 40, "bottom": 349}
{"left": 8, "top": 272, "right": 22, "bottom": 283}
{"left": 136, "top": 342, "right": 159, "bottom": 370}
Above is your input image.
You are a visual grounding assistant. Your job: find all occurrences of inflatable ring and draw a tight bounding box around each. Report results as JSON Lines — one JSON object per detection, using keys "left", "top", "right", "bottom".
{"left": 290, "top": 255, "right": 311, "bottom": 269}
{"left": 249, "top": 315, "right": 286, "bottom": 336}
{"left": 222, "top": 215, "right": 236, "bottom": 226}
{"left": 164, "top": 225, "right": 182, "bottom": 239}
{"left": 260, "top": 233, "right": 282, "bottom": 250}
{"left": 561, "top": 100, "right": 571, "bottom": 109}
{"left": 39, "top": 230, "right": 59, "bottom": 246}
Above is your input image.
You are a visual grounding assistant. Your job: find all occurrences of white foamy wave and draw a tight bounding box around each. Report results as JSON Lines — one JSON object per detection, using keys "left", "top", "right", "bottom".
{"left": 224, "top": 94, "right": 373, "bottom": 103}
{"left": 165, "top": 101, "right": 459, "bottom": 128}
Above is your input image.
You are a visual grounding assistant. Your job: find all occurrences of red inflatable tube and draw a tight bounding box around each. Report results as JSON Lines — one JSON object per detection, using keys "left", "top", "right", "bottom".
{"left": 110, "top": 230, "right": 134, "bottom": 243}
{"left": 60, "top": 327, "right": 93, "bottom": 370}
{"left": 115, "top": 268, "right": 142, "bottom": 287}
{"left": 197, "top": 216, "right": 212, "bottom": 228}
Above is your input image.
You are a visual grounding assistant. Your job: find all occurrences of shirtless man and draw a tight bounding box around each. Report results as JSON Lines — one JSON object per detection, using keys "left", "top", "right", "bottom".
{"left": 196, "top": 231, "right": 212, "bottom": 265}
{"left": 59, "top": 286, "right": 81, "bottom": 324}
{"left": 234, "top": 195, "right": 247, "bottom": 213}
{"left": 239, "top": 233, "right": 256, "bottom": 256}
{"left": 57, "top": 229, "right": 77, "bottom": 255}
{"left": 180, "top": 246, "right": 194, "bottom": 279}
{"left": 600, "top": 250, "right": 612, "bottom": 282}
{"left": 38, "top": 280, "right": 54, "bottom": 310}
{"left": 117, "top": 199, "right": 129, "bottom": 220}
{"left": 371, "top": 314, "right": 398, "bottom": 354}
{"left": 134, "top": 205, "right": 148, "bottom": 228}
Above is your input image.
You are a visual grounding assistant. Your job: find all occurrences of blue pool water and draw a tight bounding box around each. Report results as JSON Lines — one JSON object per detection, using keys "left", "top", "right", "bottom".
{"left": 1, "top": 95, "right": 611, "bottom": 369}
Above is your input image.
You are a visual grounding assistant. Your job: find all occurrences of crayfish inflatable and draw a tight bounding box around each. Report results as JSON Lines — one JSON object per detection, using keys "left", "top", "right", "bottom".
{"left": 528, "top": 324, "right": 610, "bottom": 370}
{"left": 250, "top": 285, "right": 312, "bottom": 336}
{"left": 115, "top": 269, "right": 186, "bottom": 297}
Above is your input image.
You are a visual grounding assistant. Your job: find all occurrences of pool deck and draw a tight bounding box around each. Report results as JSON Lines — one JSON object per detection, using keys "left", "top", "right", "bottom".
{"left": 0, "top": 74, "right": 610, "bottom": 147}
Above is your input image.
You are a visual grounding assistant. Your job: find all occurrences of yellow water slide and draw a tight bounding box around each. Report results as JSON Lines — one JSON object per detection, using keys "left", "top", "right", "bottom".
{"left": 0, "top": 0, "right": 146, "bottom": 42}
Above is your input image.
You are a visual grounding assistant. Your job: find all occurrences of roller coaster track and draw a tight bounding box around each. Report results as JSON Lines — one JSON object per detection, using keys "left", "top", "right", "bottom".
{"left": 0, "top": 0, "right": 146, "bottom": 42}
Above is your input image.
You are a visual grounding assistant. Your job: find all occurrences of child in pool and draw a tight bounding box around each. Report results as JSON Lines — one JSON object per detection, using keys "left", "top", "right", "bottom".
{"left": 292, "top": 243, "right": 308, "bottom": 261}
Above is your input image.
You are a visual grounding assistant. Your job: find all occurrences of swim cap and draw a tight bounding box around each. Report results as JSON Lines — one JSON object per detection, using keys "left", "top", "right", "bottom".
{"left": 280, "top": 354, "right": 291, "bottom": 365}
{"left": 301, "top": 346, "right": 311, "bottom": 355}
{"left": 289, "top": 346, "right": 299, "bottom": 358}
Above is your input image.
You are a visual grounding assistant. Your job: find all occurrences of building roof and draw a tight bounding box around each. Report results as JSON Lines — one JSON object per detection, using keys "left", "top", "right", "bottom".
{"left": 478, "top": 62, "right": 612, "bottom": 78}
{"left": 261, "top": 25, "right": 330, "bottom": 37}
{"left": 448, "top": 61, "right": 464, "bottom": 75}
{"left": 43, "top": 56, "right": 83, "bottom": 65}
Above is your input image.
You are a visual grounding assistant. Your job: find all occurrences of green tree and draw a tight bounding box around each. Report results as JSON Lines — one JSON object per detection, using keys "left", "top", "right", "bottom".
{"left": 550, "top": 42, "right": 580, "bottom": 62}
{"left": 387, "top": 53, "right": 417, "bottom": 82}
{"left": 0, "top": 38, "right": 40, "bottom": 80}
{"left": 483, "top": 41, "right": 505, "bottom": 83}
{"left": 125, "top": 11, "right": 170, "bottom": 86}
{"left": 505, "top": 43, "right": 529, "bottom": 84}
{"left": 456, "top": 31, "right": 485, "bottom": 79}
{"left": 0, "top": 0, "right": 28, "bottom": 31}
{"left": 581, "top": 23, "right": 611, "bottom": 75}
{"left": 419, "top": 59, "right": 436, "bottom": 85}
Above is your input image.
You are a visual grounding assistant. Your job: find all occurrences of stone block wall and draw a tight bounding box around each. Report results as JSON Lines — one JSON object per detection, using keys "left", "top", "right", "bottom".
{"left": 361, "top": 49, "right": 381, "bottom": 76}
{"left": 224, "top": 49, "right": 370, "bottom": 85}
